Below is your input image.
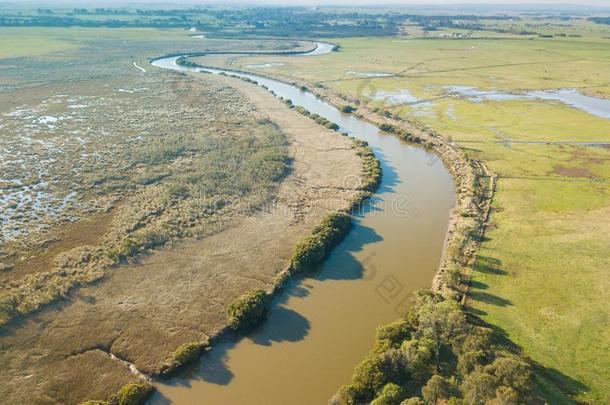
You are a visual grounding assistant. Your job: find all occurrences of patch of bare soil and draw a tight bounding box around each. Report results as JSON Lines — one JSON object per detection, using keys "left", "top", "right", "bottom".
{"left": 551, "top": 165, "right": 597, "bottom": 178}
{"left": 0, "top": 71, "right": 363, "bottom": 404}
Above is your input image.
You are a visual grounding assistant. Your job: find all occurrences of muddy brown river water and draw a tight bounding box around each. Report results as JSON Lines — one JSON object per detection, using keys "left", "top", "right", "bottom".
{"left": 150, "top": 44, "right": 455, "bottom": 404}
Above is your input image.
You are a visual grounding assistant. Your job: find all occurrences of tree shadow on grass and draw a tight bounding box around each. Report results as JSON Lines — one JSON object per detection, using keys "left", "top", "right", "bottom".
{"left": 469, "top": 290, "right": 513, "bottom": 307}
{"left": 474, "top": 255, "right": 507, "bottom": 276}
{"left": 464, "top": 311, "right": 590, "bottom": 403}
{"left": 466, "top": 254, "right": 590, "bottom": 403}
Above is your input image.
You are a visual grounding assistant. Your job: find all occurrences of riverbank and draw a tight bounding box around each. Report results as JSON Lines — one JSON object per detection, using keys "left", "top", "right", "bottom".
{"left": 0, "top": 64, "right": 367, "bottom": 405}
{"left": 148, "top": 50, "right": 456, "bottom": 403}
{"left": 187, "top": 58, "right": 495, "bottom": 299}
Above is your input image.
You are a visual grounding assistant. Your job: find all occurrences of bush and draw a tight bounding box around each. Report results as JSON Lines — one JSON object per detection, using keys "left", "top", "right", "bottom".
{"left": 291, "top": 234, "right": 327, "bottom": 273}
{"left": 0, "top": 297, "right": 16, "bottom": 328}
{"left": 294, "top": 106, "right": 310, "bottom": 116}
{"left": 159, "top": 341, "right": 209, "bottom": 376}
{"left": 113, "top": 382, "right": 154, "bottom": 405}
{"left": 175, "top": 57, "right": 200, "bottom": 68}
{"left": 379, "top": 123, "right": 396, "bottom": 133}
{"left": 422, "top": 375, "right": 454, "bottom": 404}
{"left": 354, "top": 141, "right": 382, "bottom": 192}
{"left": 461, "top": 371, "right": 498, "bottom": 404}
{"left": 347, "top": 353, "right": 391, "bottom": 403}
{"left": 227, "top": 289, "right": 269, "bottom": 332}
{"left": 325, "top": 122, "right": 340, "bottom": 131}
{"left": 108, "top": 228, "right": 170, "bottom": 263}
{"left": 371, "top": 383, "right": 404, "bottom": 405}
{"left": 375, "top": 319, "right": 413, "bottom": 349}
{"left": 341, "top": 105, "right": 356, "bottom": 113}
{"left": 291, "top": 212, "right": 352, "bottom": 273}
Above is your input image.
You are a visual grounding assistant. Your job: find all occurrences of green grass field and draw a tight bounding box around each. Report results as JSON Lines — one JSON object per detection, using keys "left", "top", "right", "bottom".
{"left": 0, "top": 27, "right": 195, "bottom": 58}
{"left": 253, "top": 28, "right": 610, "bottom": 403}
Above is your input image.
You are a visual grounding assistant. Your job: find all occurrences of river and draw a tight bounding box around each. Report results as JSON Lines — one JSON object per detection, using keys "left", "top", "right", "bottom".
{"left": 149, "top": 42, "right": 456, "bottom": 404}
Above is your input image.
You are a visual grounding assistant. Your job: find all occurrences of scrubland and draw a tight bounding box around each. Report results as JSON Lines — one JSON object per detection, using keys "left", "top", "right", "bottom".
{"left": 0, "top": 29, "right": 365, "bottom": 404}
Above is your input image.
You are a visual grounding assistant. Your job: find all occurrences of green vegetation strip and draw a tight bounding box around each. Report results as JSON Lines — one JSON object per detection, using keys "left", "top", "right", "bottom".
{"left": 81, "top": 382, "right": 154, "bottom": 405}
{"left": 334, "top": 291, "right": 534, "bottom": 404}
{"left": 158, "top": 341, "right": 210, "bottom": 377}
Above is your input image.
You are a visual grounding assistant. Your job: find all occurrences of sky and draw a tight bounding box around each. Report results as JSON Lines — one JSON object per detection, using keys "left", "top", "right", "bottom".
{"left": 6, "top": 0, "right": 610, "bottom": 9}
{"left": 223, "top": 0, "right": 610, "bottom": 4}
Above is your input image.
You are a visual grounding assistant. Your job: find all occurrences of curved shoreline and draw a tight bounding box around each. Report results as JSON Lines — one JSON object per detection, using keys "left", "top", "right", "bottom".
{"left": 146, "top": 42, "right": 492, "bottom": 403}
{"left": 148, "top": 40, "right": 337, "bottom": 65}
{"left": 152, "top": 49, "right": 494, "bottom": 298}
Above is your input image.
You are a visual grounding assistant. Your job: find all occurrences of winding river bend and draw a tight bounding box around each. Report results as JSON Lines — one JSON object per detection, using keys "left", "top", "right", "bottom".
{"left": 150, "top": 43, "right": 455, "bottom": 404}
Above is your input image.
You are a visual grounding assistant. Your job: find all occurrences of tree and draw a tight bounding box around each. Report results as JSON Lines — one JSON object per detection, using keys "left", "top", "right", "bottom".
{"left": 461, "top": 371, "right": 497, "bottom": 405}
{"left": 371, "top": 383, "right": 405, "bottom": 405}
{"left": 401, "top": 337, "right": 434, "bottom": 382}
{"left": 226, "top": 289, "right": 268, "bottom": 331}
{"left": 485, "top": 356, "right": 532, "bottom": 396}
{"left": 422, "top": 375, "right": 453, "bottom": 404}
{"left": 401, "top": 398, "right": 425, "bottom": 405}
{"left": 487, "top": 386, "right": 519, "bottom": 405}
{"left": 417, "top": 299, "right": 467, "bottom": 371}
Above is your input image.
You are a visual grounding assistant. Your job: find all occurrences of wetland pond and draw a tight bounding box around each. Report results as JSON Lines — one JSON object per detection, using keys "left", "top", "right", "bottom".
{"left": 446, "top": 86, "right": 610, "bottom": 119}
{"left": 150, "top": 44, "right": 456, "bottom": 404}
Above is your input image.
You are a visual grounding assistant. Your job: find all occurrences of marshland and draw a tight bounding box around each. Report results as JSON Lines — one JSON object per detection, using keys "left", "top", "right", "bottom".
{"left": 0, "top": 3, "right": 609, "bottom": 405}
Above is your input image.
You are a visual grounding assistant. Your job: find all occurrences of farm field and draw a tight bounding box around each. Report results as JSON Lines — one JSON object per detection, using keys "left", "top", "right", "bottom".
{"left": 240, "top": 28, "right": 610, "bottom": 404}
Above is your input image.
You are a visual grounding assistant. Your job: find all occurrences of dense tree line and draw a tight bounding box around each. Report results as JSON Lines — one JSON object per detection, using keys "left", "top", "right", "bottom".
{"left": 589, "top": 17, "right": 610, "bottom": 25}
{"left": 334, "top": 290, "right": 535, "bottom": 405}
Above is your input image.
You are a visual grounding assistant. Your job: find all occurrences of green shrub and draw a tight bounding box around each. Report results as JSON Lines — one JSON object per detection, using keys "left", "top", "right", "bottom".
{"left": 346, "top": 351, "right": 398, "bottom": 403}
{"left": 371, "top": 383, "right": 404, "bottom": 405}
{"left": 354, "top": 141, "right": 382, "bottom": 192}
{"left": 227, "top": 289, "right": 269, "bottom": 332}
{"left": 114, "top": 382, "right": 154, "bottom": 405}
{"left": 108, "top": 228, "right": 170, "bottom": 263}
{"left": 325, "top": 122, "right": 340, "bottom": 131}
{"left": 291, "top": 212, "right": 352, "bottom": 273}
{"left": 422, "top": 375, "right": 454, "bottom": 404}
{"left": 176, "top": 57, "right": 199, "bottom": 68}
{"left": 291, "top": 234, "right": 327, "bottom": 273}
{"left": 160, "top": 341, "right": 209, "bottom": 376}
{"left": 375, "top": 319, "right": 413, "bottom": 349}
{"left": 379, "top": 123, "right": 396, "bottom": 133}
{"left": 294, "top": 106, "right": 310, "bottom": 116}
{"left": 0, "top": 297, "right": 16, "bottom": 328}
{"left": 341, "top": 105, "right": 356, "bottom": 113}
{"left": 315, "top": 212, "right": 352, "bottom": 247}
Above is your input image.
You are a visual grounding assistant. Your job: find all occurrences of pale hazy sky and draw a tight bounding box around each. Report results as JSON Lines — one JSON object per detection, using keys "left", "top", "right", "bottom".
{"left": 7, "top": 0, "right": 610, "bottom": 8}
{"left": 9, "top": 0, "right": 610, "bottom": 4}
